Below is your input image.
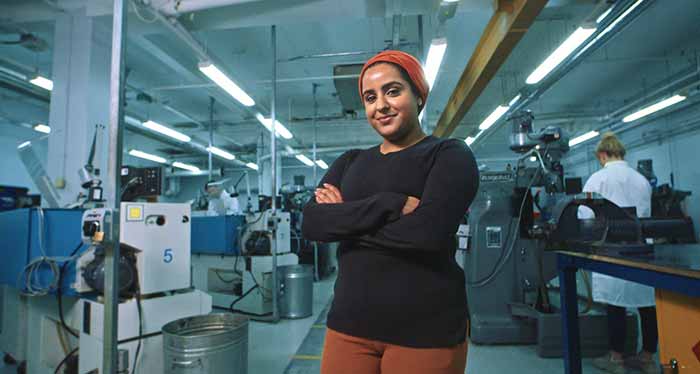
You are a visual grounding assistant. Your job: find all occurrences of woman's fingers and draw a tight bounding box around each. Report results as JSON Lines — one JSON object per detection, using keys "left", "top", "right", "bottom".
{"left": 316, "top": 187, "right": 342, "bottom": 204}
{"left": 323, "top": 183, "right": 344, "bottom": 203}
{"left": 315, "top": 188, "right": 334, "bottom": 204}
{"left": 315, "top": 189, "right": 330, "bottom": 203}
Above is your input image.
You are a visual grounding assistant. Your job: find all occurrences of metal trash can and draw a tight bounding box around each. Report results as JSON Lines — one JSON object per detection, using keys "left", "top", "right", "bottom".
{"left": 278, "top": 264, "right": 313, "bottom": 319}
{"left": 162, "top": 313, "right": 248, "bottom": 374}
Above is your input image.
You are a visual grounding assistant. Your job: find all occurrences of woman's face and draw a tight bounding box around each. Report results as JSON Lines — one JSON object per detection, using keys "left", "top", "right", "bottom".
{"left": 361, "top": 63, "right": 422, "bottom": 141}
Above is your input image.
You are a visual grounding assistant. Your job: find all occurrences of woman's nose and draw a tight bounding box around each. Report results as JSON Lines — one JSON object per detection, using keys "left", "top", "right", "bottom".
{"left": 375, "top": 95, "right": 390, "bottom": 112}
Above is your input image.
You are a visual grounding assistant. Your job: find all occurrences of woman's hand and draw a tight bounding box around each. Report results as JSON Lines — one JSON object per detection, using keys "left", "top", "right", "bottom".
{"left": 315, "top": 183, "right": 344, "bottom": 204}
{"left": 402, "top": 196, "right": 420, "bottom": 215}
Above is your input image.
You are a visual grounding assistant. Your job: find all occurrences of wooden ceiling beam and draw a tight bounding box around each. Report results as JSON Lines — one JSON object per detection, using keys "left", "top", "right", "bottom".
{"left": 432, "top": 0, "right": 548, "bottom": 138}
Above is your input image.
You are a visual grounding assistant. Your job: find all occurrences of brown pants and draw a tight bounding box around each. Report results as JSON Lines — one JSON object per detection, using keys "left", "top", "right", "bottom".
{"left": 320, "top": 328, "right": 468, "bottom": 374}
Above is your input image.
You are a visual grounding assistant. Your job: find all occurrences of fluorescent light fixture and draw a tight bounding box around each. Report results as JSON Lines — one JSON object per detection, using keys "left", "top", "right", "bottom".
{"left": 285, "top": 145, "right": 296, "bottom": 154}
{"left": 509, "top": 94, "right": 522, "bottom": 107}
{"left": 206, "top": 146, "right": 236, "bottom": 160}
{"left": 34, "top": 124, "right": 51, "bottom": 134}
{"left": 124, "top": 115, "right": 142, "bottom": 126}
{"left": 172, "top": 161, "right": 201, "bottom": 172}
{"left": 198, "top": 62, "right": 255, "bottom": 107}
{"left": 466, "top": 129, "right": 487, "bottom": 146}
{"left": 142, "top": 120, "right": 191, "bottom": 142}
{"left": 30, "top": 76, "right": 53, "bottom": 91}
{"left": 18, "top": 141, "right": 31, "bottom": 149}
{"left": 529, "top": 156, "right": 538, "bottom": 162}
{"left": 479, "top": 105, "right": 509, "bottom": 130}
{"left": 622, "top": 95, "right": 686, "bottom": 123}
{"left": 442, "top": 0, "right": 460, "bottom": 2}
{"left": 424, "top": 38, "right": 447, "bottom": 89}
{"left": 569, "top": 130, "right": 600, "bottom": 147}
{"left": 0, "top": 66, "right": 27, "bottom": 80}
{"left": 255, "top": 113, "right": 293, "bottom": 139}
{"left": 246, "top": 162, "right": 259, "bottom": 171}
{"left": 129, "top": 149, "right": 167, "bottom": 164}
{"left": 600, "top": 0, "right": 643, "bottom": 34}
{"left": 295, "top": 154, "right": 315, "bottom": 167}
{"left": 526, "top": 26, "right": 596, "bottom": 85}
{"left": 315, "top": 160, "right": 329, "bottom": 169}
{"left": 596, "top": 7, "right": 613, "bottom": 23}
{"left": 576, "top": 0, "right": 643, "bottom": 60}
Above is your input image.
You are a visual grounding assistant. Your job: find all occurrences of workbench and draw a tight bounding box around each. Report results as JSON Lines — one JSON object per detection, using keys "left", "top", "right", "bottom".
{"left": 557, "top": 244, "right": 700, "bottom": 374}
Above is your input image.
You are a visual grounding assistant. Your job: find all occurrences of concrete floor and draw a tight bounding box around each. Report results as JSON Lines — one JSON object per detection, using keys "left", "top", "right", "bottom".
{"left": 0, "top": 275, "right": 650, "bottom": 374}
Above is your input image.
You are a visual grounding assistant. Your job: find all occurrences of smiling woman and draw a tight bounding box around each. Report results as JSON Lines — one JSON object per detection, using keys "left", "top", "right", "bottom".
{"left": 302, "top": 50, "right": 480, "bottom": 374}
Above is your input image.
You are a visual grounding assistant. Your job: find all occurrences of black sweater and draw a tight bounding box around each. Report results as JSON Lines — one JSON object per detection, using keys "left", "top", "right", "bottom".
{"left": 302, "top": 135, "right": 479, "bottom": 348}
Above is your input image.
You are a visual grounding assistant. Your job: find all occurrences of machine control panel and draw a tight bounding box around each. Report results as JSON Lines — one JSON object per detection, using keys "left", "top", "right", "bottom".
{"left": 81, "top": 208, "right": 116, "bottom": 243}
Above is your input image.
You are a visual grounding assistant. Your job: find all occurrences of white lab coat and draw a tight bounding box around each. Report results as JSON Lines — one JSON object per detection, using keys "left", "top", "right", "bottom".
{"left": 579, "top": 160, "right": 655, "bottom": 307}
{"left": 207, "top": 191, "right": 240, "bottom": 216}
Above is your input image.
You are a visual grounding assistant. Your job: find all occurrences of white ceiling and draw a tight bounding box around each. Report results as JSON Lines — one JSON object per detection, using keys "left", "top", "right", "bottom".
{"left": 1, "top": 0, "right": 699, "bottom": 169}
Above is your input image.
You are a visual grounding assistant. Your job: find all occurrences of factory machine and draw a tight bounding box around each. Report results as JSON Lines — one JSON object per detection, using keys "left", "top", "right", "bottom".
{"left": 191, "top": 203, "right": 297, "bottom": 317}
{"left": 464, "top": 111, "right": 696, "bottom": 356}
{"left": 0, "top": 166, "right": 211, "bottom": 374}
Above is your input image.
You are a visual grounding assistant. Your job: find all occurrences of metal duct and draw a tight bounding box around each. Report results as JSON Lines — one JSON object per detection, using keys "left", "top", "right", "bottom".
{"left": 17, "top": 141, "right": 61, "bottom": 208}
{"left": 333, "top": 64, "right": 364, "bottom": 114}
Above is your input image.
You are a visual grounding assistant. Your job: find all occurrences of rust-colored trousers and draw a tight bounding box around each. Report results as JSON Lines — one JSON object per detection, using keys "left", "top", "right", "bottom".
{"left": 320, "top": 328, "right": 468, "bottom": 374}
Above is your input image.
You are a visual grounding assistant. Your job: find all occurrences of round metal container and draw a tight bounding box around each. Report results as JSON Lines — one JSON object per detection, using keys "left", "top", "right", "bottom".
{"left": 278, "top": 264, "right": 314, "bottom": 319}
{"left": 162, "top": 313, "right": 248, "bottom": 374}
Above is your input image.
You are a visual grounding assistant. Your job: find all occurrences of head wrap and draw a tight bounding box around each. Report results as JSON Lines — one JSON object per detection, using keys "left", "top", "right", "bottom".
{"left": 358, "top": 50, "right": 429, "bottom": 107}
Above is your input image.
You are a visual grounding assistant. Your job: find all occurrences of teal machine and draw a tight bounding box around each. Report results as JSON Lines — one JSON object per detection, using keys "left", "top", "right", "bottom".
{"left": 190, "top": 210, "right": 298, "bottom": 318}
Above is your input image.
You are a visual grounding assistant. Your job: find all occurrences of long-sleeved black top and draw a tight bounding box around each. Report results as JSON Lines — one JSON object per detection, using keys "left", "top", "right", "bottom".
{"left": 302, "top": 135, "right": 479, "bottom": 348}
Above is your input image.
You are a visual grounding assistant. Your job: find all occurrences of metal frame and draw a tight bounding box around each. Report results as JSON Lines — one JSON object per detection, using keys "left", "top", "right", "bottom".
{"left": 557, "top": 252, "right": 700, "bottom": 374}
{"left": 104, "top": 0, "right": 127, "bottom": 372}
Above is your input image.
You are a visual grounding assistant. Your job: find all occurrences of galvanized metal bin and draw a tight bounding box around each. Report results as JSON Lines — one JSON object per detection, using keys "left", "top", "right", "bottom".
{"left": 278, "top": 265, "right": 313, "bottom": 319}
{"left": 162, "top": 313, "right": 248, "bottom": 374}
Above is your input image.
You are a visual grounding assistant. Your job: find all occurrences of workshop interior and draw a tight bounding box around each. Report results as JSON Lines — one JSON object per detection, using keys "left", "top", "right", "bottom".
{"left": 1, "top": 0, "right": 699, "bottom": 373}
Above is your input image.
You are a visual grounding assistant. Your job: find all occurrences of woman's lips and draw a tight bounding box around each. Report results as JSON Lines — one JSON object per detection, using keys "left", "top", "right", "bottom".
{"left": 376, "top": 114, "right": 396, "bottom": 125}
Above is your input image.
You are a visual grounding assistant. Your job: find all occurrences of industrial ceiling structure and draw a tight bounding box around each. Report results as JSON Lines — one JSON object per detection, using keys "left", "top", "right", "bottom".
{"left": 1, "top": 0, "right": 699, "bottom": 173}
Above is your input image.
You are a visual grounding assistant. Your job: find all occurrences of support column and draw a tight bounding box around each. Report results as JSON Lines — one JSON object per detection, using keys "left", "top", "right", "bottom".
{"left": 47, "top": 9, "right": 112, "bottom": 206}
{"left": 260, "top": 153, "right": 282, "bottom": 197}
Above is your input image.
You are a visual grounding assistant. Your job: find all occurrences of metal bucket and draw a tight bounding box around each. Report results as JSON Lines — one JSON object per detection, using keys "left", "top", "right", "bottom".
{"left": 278, "top": 264, "right": 313, "bottom": 319}
{"left": 162, "top": 313, "right": 248, "bottom": 374}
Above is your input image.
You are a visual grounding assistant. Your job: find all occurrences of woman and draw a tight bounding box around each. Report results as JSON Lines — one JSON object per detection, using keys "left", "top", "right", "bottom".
{"left": 579, "top": 133, "right": 658, "bottom": 374}
{"left": 302, "top": 50, "right": 479, "bottom": 374}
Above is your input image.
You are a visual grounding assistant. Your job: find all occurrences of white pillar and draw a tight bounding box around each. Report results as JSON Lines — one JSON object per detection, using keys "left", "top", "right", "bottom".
{"left": 47, "top": 9, "right": 112, "bottom": 206}
{"left": 260, "top": 154, "right": 282, "bottom": 197}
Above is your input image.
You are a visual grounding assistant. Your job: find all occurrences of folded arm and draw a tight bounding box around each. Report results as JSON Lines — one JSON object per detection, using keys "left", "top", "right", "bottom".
{"left": 301, "top": 150, "right": 407, "bottom": 242}
{"left": 357, "top": 140, "right": 479, "bottom": 251}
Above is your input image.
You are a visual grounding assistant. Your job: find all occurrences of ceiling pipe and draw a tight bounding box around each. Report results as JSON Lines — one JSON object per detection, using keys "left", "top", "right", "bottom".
{"left": 473, "top": 0, "right": 655, "bottom": 149}
{"left": 0, "top": 63, "right": 248, "bottom": 168}
{"left": 154, "top": 0, "right": 263, "bottom": 16}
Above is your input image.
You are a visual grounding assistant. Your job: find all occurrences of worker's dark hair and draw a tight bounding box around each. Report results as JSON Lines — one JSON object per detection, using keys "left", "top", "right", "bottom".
{"left": 595, "top": 132, "right": 626, "bottom": 159}
{"left": 364, "top": 61, "right": 425, "bottom": 112}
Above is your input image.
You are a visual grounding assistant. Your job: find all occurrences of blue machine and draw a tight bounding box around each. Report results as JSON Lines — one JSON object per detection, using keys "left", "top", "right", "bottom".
{"left": 0, "top": 208, "right": 85, "bottom": 295}
{"left": 191, "top": 215, "right": 244, "bottom": 255}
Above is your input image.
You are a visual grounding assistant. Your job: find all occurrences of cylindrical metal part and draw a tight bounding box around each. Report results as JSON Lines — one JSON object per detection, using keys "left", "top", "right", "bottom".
{"left": 162, "top": 314, "right": 249, "bottom": 374}
{"left": 117, "top": 349, "right": 129, "bottom": 374}
{"left": 277, "top": 265, "right": 314, "bottom": 319}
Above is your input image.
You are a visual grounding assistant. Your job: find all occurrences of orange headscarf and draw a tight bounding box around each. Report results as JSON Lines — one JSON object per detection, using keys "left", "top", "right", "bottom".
{"left": 358, "top": 50, "right": 429, "bottom": 107}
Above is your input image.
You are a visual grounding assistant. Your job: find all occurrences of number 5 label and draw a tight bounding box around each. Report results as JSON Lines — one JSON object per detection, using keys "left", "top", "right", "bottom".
{"left": 163, "top": 249, "right": 173, "bottom": 263}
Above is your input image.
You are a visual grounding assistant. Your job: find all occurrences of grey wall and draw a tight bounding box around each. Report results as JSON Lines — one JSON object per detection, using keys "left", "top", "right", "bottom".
{"left": 563, "top": 102, "right": 700, "bottom": 229}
